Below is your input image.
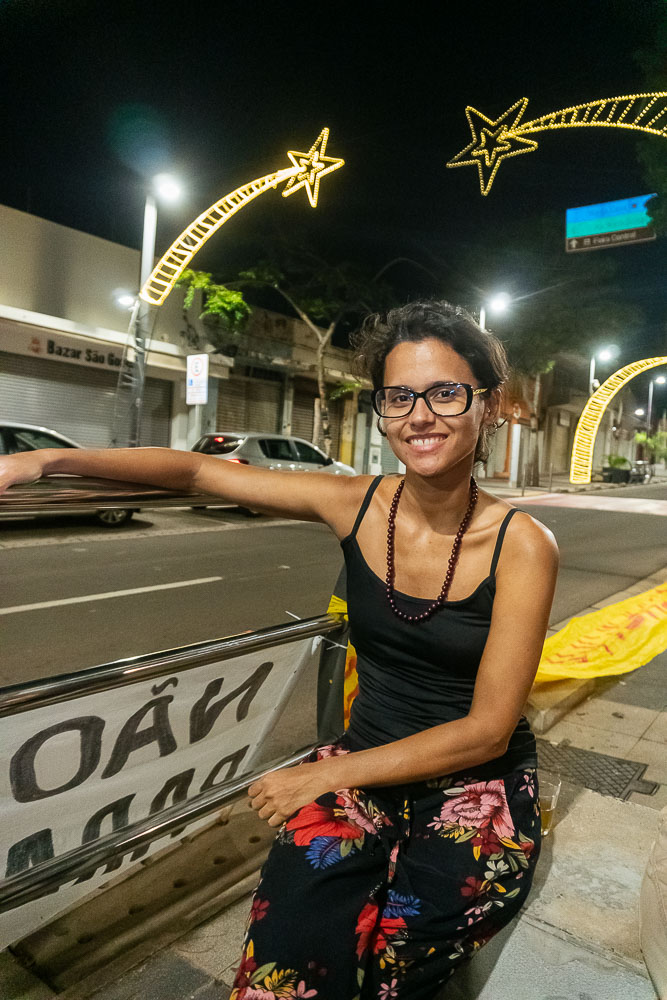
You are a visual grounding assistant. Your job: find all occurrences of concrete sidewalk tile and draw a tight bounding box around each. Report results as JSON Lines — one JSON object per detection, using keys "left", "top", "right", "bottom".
{"left": 598, "top": 680, "right": 667, "bottom": 712}
{"left": 640, "top": 712, "right": 667, "bottom": 745}
{"left": 446, "top": 919, "right": 656, "bottom": 1000}
{"left": 628, "top": 783, "right": 667, "bottom": 810}
{"left": 171, "top": 895, "right": 248, "bottom": 982}
{"left": 86, "top": 951, "right": 214, "bottom": 1000}
{"left": 542, "top": 718, "right": 640, "bottom": 757}
{"left": 626, "top": 737, "right": 667, "bottom": 784}
{"left": 566, "top": 699, "right": 663, "bottom": 739}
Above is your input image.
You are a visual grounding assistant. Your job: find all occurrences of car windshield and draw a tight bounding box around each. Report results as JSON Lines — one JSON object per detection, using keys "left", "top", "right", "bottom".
{"left": 195, "top": 435, "right": 243, "bottom": 455}
{"left": 11, "top": 428, "right": 75, "bottom": 451}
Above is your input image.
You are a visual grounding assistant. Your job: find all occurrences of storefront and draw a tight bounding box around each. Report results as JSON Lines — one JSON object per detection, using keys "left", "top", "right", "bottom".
{"left": 0, "top": 321, "right": 175, "bottom": 448}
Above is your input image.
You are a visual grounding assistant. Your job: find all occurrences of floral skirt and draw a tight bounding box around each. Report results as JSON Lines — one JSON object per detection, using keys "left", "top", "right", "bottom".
{"left": 232, "top": 736, "right": 541, "bottom": 1000}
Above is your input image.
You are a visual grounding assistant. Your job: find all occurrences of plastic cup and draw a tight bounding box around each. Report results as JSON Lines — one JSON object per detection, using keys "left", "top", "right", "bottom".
{"left": 539, "top": 774, "right": 562, "bottom": 837}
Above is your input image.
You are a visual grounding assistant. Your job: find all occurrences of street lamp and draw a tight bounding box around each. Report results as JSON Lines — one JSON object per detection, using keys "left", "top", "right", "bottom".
{"left": 479, "top": 293, "right": 511, "bottom": 331}
{"left": 129, "top": 174, "right": 182, "bottom": 447}
{"left": 589, "top": 346, "right": 619, "bottom": 396}
{"left": 647, "top": 375, "right": 666, "bottom": 434}
{"left": 634, "top": 408, "right": 645, "bottom": 417}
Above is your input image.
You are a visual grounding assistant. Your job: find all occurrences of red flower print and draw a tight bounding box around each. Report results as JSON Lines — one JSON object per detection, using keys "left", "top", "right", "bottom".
{"left": 355, "top": 902, "right": 407, "bottom": 958}
{"left": 470, "top": 826, "right": 503, "bottom": 856}
{"left": 439, "top": 781, "right": 514, "bottom": 839}
{"left": 460, "top": 876, "right": 487, "bottom": 898}
{"left": 250, "top": 897, "right": 270, "bottom": 922}
{"left": 285, "top": 801, "right": 364, "bottom": 846}
{"left": 232, "top": 948, "right": 257, "bottom": 989}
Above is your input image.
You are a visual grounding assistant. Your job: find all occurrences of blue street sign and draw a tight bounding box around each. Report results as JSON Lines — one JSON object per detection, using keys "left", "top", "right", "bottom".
{"left": 565, "top": 194, "right": 656, "bottom": 252}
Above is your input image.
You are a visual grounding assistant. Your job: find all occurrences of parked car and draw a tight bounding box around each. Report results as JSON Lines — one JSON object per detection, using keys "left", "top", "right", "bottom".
{"left": 191, "top": 431, "right": 356, "bottom": 512}
{"left": 0, "top": 421, "right": 136, "bottom": 527}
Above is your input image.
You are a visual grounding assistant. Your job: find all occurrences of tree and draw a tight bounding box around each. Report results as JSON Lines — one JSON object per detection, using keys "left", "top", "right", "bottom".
{"left": 175, "top": 269, "right": 252, "bottom": 353}
{"left": 231, "top": 247, "right": 396, "bottom": 455}
{"left": 455, "top": 212, "right": 645, "bottom": 484}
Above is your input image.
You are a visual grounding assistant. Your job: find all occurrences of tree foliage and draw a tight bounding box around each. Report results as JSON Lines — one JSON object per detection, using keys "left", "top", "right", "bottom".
{"left": 175, "top": 269, "right": 252, "bottom": 353}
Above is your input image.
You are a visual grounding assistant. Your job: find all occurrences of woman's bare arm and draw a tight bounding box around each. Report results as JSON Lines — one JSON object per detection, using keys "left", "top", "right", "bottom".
{"left": 249, "top": 511, "right": 559, "bottom": 824}
{"left": 0, "top": 446, "right": 368, "bottom": 528}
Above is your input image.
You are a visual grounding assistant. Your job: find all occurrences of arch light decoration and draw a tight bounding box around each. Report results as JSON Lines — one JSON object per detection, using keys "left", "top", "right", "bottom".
{"left": 570, "top": 357, "right": 667, "bottom": 485}
{"left": 447, "top": 93, "right": 667, "bottom": 196}
{"left": 140, "top": 128, "right": 344, "bottom": 306}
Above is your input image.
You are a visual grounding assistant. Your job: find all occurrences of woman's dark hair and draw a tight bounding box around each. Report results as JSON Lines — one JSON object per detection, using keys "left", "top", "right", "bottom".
{"left": 351, "top": 299, "right": 511, "bottom": 464}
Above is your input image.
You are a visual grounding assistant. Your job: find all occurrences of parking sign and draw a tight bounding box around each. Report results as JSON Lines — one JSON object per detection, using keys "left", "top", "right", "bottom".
{"left": 186, "top": 354, "right": 209, "bottom": 405}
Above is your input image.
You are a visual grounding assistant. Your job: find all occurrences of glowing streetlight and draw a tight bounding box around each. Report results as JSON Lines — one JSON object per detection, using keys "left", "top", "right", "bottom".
{"left": 479, "top": 293, "right": 511, "bottom": 331}
{"left": 634, "top": 408, "right": 645, "bottom": 417}
{"left": 153, "top": 173, "right": 182, "bottom": 203}
{"left": 589, "top": 345, "right": 619, "bottom": 396}
{"left": 114, "top": 290, "right": 136, "bottom": 309}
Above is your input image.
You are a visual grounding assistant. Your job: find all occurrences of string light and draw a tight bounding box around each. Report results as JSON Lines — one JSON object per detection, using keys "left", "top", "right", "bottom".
{"left": 570, "top": 357, "right": 667, "bottom": 484}
{"left": 448, "top": 93, "right": 667, "bottom": 195}
{"left": 140, "top": 128, "right": 344, "bottom": 305}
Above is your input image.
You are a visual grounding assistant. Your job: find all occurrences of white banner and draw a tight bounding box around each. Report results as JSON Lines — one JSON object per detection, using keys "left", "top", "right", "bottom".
{"left": 186, "top": 353, "right": 209, "bottom": 405}
{"left": 0, "top": 637, "right": 316, "bottom": 947}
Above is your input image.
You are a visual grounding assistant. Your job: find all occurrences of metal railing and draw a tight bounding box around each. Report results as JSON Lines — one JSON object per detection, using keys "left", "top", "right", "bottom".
{"left": 0, "top": 744, "right": 317, "bottom": 914}
{"left": 0, "top": 613, "right": 342, "bottom": 717}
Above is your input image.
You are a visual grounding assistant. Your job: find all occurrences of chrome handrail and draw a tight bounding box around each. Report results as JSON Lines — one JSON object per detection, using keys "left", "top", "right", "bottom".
{"left": 0, "top": 613, "right": 344, "bottom": 717}
{"left": 0, "top": 744, "right": 318, "bottom": 913}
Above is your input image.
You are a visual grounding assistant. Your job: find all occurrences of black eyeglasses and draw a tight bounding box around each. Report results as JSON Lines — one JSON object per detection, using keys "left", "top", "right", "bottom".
{"left": 372, "top": 382, "right": 488, "bottom": 419}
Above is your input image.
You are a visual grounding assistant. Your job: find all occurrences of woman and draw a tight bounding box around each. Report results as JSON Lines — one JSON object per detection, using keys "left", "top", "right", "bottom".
{"left": 0, "top": 300, "right": 558, "bottom": 999}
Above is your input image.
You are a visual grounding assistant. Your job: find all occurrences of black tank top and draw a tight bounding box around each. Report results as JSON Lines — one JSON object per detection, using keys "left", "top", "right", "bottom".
{"left": 341, "top": 475, "right": 537, "bottom": 773}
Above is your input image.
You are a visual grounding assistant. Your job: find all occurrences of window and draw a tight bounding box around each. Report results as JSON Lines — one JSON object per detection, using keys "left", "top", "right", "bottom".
{"left": 196, "top": 435, "right": 243, "bottom": 455}
{"left": 258, "top": 438, "right": 294, "bottom": 460}
{"left": 9, "top": 428, "right": 76, "bottom": 452}
{"left": 293, "top": 441, "right": 327, "bottom": 465}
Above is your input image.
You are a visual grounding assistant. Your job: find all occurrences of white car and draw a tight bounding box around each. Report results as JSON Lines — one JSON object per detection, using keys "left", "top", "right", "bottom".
{"left": 0, "top": 420, "right": 136, "bottom": 527}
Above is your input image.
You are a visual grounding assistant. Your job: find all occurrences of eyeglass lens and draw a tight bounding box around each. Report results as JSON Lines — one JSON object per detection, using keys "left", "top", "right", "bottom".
{"left": 376, "top": 384, "right": 468, "bottom": 417}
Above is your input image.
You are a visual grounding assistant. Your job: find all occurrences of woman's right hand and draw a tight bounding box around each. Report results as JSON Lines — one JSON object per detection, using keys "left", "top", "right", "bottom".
{"left": 0, "top": 451, "right": 48, "bottom": 495}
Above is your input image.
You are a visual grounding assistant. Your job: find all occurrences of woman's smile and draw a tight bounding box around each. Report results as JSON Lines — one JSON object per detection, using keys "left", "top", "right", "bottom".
{"left": 404, "top": 433, "right": 449, "bottom": 453}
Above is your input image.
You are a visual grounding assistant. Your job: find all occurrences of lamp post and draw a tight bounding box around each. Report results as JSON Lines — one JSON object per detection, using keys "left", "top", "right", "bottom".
{"left": 128, "top": 174, "right": 181, "bottom": 447}
{"left": 647, "top": 375, "right": 666, "bottom": 434}
{"left": 589, "top": 346, "right": 618, "bottom": 396}
{"left": 479, "top": 292, "right": 511, "bottom": 332}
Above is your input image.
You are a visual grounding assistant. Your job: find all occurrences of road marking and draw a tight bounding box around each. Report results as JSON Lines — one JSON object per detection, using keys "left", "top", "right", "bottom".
{"left": 519, "top": 495, "right": 667, "bottom": 516}
{"left": 0, "top": 577, "right": 224, "bottom": 616}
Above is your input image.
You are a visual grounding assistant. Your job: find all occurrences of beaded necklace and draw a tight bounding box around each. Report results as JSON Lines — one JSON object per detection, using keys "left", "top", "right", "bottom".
{"left": 385, "top": 477, "right": 478, "bottom": 623}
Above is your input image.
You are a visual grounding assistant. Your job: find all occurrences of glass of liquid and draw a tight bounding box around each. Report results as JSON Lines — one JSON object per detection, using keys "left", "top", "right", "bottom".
{"left": 539, "top": 773, "right": 562, "bottom": 838}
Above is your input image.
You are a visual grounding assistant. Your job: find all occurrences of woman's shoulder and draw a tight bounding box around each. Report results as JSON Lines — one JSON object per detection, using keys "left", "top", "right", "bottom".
{"left": 478, "top": 491, "right": 559, "bottom": 560}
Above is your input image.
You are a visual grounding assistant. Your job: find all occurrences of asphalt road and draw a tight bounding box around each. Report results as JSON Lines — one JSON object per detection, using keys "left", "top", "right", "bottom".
{"left": 1, "top": 484, "right": 666, "bottom": 689}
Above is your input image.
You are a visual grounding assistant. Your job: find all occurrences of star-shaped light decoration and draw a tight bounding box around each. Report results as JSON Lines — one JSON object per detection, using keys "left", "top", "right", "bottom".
{"left": 282, "top": 127, "right": 344, "bottom": 207}
{"left": 447, "top": 98, "right": 538, "bottom": 196}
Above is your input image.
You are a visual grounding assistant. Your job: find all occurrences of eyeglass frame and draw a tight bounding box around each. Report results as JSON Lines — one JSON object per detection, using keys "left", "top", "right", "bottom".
{"left": 371, "top": 382, "right": 489, "bottom": 419}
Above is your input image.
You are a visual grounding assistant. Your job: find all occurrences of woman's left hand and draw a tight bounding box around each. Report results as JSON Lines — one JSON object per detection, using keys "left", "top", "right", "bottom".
{"left": 248, "top": 762, "right": 334, "bottom": 828}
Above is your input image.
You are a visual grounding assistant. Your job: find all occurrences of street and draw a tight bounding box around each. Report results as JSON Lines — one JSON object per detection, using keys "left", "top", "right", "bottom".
{"left": 1, "top": 483, "right": 665, "bottom": 687}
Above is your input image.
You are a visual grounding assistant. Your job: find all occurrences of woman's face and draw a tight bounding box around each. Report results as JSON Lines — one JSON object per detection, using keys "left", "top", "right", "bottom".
{"left": 381, "top": 338, "right": 491, "bottom": 478}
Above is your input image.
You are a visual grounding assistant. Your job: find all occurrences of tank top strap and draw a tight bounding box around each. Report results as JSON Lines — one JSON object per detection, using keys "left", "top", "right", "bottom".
{"left": 489, "top": 507, "right": 519, "bottom": 576}
{"left": 349, "top": 475, "right": 384, "bottom": 540}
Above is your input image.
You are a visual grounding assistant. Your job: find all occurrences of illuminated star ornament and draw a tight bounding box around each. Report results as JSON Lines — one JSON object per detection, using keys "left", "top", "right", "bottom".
{"left": 141, "top": 127, "right": 344, "bottom": 306}
{"left": 282, "top": 127, "right": 344, "bottom": 208}
{"left": 448, "top": 92, "right": 667, "bottom": 196}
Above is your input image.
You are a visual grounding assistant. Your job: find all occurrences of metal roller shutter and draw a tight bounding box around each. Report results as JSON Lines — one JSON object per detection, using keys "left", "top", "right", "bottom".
{"left": 216, "top": 376, "right": 281, "bottom": 433}
{"left": 0, "top": 351, "right": 171, "bottom": 448}
{"left": 292, "top": 385, "right": 316, "bottom": 442}
{"left": 246, "top": 379, "right": 281, "bottom": 433}
{"left": 216, "top": 376, "right": 247, "bottom": 430}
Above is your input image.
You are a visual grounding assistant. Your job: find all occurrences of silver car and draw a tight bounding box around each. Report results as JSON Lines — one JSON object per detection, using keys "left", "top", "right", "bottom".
{"left": 0, "top": 420, "right": 136, "bottom": 527}
{"left": 192, "top": 432, "right": 356, "bottom": 475}
{"left": 191, "top": 432, "right": 355, "bottom": 513}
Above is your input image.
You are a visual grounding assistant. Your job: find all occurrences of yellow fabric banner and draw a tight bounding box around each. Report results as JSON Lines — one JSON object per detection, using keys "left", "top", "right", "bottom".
{"left": 535, "top": 581, "right": 667, "bottom": 683}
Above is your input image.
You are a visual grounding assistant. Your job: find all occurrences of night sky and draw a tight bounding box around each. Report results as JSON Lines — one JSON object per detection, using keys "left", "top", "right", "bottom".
{"left": 1, "top": 0, "right": 666, "bottom": 367}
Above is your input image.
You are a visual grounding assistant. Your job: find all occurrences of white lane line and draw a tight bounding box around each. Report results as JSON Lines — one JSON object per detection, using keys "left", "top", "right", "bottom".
{"left": 0, "top": 577, "right": 224, "bottom": 616}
